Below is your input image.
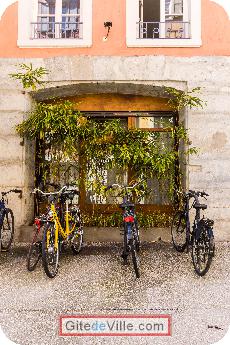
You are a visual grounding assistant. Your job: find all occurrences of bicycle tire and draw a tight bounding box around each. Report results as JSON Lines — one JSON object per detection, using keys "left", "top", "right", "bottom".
{"left": 71, "top": 229, "right": 83, "bottom": 254}
{"left": 0, "top": 223, "right": 1, "bottom": 252}
{"left": 1, "top": 208, "right": 14, "bottom": 251}
{"left": 130, "top": 239, "right": 140, "bottom": 278}
{"left": 121, "top": 223, "right": 129, "bottom": 263}
{"left": 133, "top": 221, "right": 140, "bottom": 252}
{"left": 171, "top": 211, "right": 187, "bottom": 252}
{"left": 70, "top": 210, "right": 83, "bottom": 255}
{"left": 27, "top": 226, "right": 42, "bottom": 271}
{"left": 42, "top": 223, "right": 59, "bottom": 278}
{"left": 191, "top": 223, "right": 214, "bottom": 276}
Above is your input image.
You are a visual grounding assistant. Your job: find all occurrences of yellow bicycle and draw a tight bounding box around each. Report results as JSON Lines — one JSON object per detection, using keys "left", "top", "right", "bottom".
{"left": 32, "top": 185, "right": 83, "bottom": 278}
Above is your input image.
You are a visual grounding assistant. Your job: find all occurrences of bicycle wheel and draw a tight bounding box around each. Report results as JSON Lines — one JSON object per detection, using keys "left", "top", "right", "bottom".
{"left": 69, "top": 209, "right": 83, "bottom": 254}
{"left": 130, "top": 239, "right": 140, "bottom": 278}
{"left": 27, "top": 226, "right": 42, "bottom": 272}
{"left": 1, "top": 208, "right": 14, "bottom": 251}
{"left": 133, "top": 221, "right": 140, "bottom": 252}
{"left": 121, "top": 223, "right": 129, "bottom": 263}
{"left": 71, "top": 225, "right": 83, "bottom": 254}
{"left": 42, "top": 223, "right": 59, "bottom": 278}
{"left": 171, "top": 211, "right": 187, "bottom": 252}
{"left": 191, "top": 223, "right": 214, "bottom": 276}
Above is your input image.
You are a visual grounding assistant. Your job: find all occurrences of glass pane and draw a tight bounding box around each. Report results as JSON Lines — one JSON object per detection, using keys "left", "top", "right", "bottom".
{"left": 37, "top": 17, "right": 55, "bottom": 36}
{"left": 139, "top": 131, "right": 173, "bottom": 205}
{"left": 86, "top": 165, "right": 128, "bottom": 205}
{"left": 136, "top": 115, "right": 174, "bottom": 129}
{"left": 62, "top": 0, "right": 80, "bottom": 14}
{"left": 85, "top": 118, "right": 128, "bottom": 205}
{"left": 38, "top": 0, "right": 56, "bottom": 15}
{"left": 165, "top": 0, "right": 183, "bottom": 15}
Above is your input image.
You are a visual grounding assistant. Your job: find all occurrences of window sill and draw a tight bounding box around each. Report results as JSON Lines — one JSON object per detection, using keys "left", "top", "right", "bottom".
{"left": 17, "top": 38, "right": 92, "bottom": 48}
{"left": 126, "top": 38, "right": 202, "bottom": 48}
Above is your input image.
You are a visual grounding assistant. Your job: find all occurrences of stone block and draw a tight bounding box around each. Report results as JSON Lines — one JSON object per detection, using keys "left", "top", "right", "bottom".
{"left": 0, "top": 89, "right": 31, "bottom": 112}
{"left": 0, "top": 162, "right": 23, "bottom": 187}
{"left": 0, "top": 135, "right": 23, "bottom": 161}
{"left": 0, "top": 111, "right": 24, "bottom": 136}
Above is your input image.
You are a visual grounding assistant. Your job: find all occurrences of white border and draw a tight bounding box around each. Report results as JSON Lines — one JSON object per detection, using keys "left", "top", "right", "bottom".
{"left": 17, "top": 0, "right": 92, "bottom": 48}
{"left": 126, "top": 0, "right": 201, "bottom": 47}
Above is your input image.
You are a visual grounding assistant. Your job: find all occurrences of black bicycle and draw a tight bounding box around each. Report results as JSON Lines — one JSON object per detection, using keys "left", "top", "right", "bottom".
{"left": 171, "top": 190, "right": 215, "bottom": 276}
{"left": 106, "top": 181, "right": 141, "bottom": 278}
{"left": 0, "top": 189, "right": 22, "bottom": 252}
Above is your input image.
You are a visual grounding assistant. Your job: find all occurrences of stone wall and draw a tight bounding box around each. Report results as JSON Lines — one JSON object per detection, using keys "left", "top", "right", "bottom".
{"left": 0, "top": 56, "right": 230, "bottom": 241}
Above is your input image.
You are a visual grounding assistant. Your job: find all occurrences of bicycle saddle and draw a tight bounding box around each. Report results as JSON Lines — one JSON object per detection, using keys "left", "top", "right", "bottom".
{"left": 120, "top": 202, "right": 135, "bottom": 208}
{"left": 193, "top": 203, "right": 207, "bottom": 210}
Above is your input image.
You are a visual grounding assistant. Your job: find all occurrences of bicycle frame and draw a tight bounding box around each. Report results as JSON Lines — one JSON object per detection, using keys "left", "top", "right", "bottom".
{"left": 0, "top": 189, "right": 21, "bottom": 224}
{"left": 184, "top": 192, "right": 206, "bottom": 250}
{"left": 32, "top": 185, "right": 79, "bottom": 251}
{"left": 48, "top": 200, "right": 78, "bottom": 250}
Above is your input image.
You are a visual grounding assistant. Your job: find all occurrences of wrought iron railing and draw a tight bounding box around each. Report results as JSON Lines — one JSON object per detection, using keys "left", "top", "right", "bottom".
{"left": 137, "top": 21, "right": 190, "bottom": 39}
{"left": 31, "top": 22, "right": 83, "bottom": 39}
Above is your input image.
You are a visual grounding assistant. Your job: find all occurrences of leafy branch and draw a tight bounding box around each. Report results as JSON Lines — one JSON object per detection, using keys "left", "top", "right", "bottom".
{"left": 10, "top": 63, "right": 48, "bottom": 90}
{"left": 164, "top": 86, "right": 206, "bottom": 112}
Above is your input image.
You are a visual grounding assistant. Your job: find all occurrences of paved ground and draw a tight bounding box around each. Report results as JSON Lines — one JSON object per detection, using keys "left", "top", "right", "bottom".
{"left": 0, "top": 241, "right": 230, "bottom": 345}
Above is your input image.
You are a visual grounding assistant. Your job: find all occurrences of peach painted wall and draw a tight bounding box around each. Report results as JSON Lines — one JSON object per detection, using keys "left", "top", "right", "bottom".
{"left": 0, "top": 0, "right": 230, "bottom": 58}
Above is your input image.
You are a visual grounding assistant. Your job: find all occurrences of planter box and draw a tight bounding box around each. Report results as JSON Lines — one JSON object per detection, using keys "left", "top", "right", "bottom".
{"left": 16, "top": 225, "right": 171, "bottom": 243}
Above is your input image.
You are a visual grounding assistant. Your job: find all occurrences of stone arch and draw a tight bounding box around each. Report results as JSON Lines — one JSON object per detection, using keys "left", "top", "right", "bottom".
{"left": 32, "top": 82, "right": 170, "bottom": 102}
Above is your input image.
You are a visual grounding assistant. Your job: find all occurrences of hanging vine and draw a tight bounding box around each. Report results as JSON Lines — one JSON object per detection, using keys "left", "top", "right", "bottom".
{"left": 12, "top": 64, "right": 205, "bottom": 205}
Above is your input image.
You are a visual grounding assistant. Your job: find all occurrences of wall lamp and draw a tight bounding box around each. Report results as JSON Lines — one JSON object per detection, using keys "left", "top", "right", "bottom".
{"left": 103, "top": 21, "right": 112, "bottom": 41}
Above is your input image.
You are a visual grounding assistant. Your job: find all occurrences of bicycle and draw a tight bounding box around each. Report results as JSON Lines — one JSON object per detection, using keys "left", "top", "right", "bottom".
{"left": 27, "top": 183, "right": 60, "bottom": 272}
{"left": 0, "top": 189, "right": 22, "bottom": 252}
{"left": 171, "top": 190, "right": 215, "bottom": 276}
{"left": 106, "top": 181, "right": 142, "bottom": 278}
{"left": 26, "top": 214, "right": 47, "bottom": 271}
{"left": 32, "top": 185, "right": 83, "bottom": 278}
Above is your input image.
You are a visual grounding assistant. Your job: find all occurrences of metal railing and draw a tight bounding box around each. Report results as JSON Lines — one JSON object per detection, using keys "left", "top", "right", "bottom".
{"left": 137, "top": 21, "right": 190, "bottom": 39}
{"left": 31, "top": 22, "right": 83, "bottom": 39}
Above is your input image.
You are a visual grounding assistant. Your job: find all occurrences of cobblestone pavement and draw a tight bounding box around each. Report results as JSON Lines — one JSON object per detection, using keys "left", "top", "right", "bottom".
{"left": 0, "top": 241, "right": 230, "bottom": 345}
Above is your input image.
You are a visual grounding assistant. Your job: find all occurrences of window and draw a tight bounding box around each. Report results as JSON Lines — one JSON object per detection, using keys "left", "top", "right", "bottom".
{"left": 126, "top": 0, "right": 201, "bottom": 47}
{"left": 32, "top": 0, "right": 82, "bottom": 39}
{"left": 35, "top": 111, "right": 175, "bottom": 211}
{"left": 18, "top": 0, "right": 92, "bottom": 47}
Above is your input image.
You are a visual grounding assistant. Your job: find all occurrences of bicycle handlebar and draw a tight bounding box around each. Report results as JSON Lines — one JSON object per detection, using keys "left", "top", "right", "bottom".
{"left": 31, "top": 185, "right": 67, "bottom": 197}
{"left": 2, "top": 189, "right": 22, "bottom": 196}
{"left": 188, "top": 190, "right": 209, "bottom": 198}
{"left": 31, "top": 184, "right": 79, "bottom": 197}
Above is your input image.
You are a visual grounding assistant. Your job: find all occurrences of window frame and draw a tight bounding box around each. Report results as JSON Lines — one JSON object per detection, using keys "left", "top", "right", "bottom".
{"left": 126, "top": 0, "right": 201, "bottom": 47}
{"left": 18, "top": 0, "right": 92, "bottom": 48}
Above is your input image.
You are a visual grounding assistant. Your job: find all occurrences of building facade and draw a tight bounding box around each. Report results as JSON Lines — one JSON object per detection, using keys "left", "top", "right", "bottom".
{"left": 0, "top": 0, "right": 230, "bottom": 240}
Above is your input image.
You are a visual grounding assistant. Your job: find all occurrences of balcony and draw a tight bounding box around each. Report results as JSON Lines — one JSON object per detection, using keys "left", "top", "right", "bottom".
{"left": 136, "top": 21, "right": 190, "bottom": 39}
{"left": 31, "top": 22, "right": 83, "bottom": 39}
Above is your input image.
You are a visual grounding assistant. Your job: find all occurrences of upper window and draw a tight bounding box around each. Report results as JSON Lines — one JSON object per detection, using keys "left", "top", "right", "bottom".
{"left": 126, "top": 0, "right": 201, "bottom": 47}
{"left": 33, "top": 0, "right": 82, "bottom": 39}
{"left": 18, "top": 0, "right": 92, "bottom": 47}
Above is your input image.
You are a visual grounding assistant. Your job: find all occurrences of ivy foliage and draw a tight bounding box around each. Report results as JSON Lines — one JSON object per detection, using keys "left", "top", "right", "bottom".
{"left": 12, "top": 64, "right": 204, "bottom": 201}
{"left": 16, "top": 98, "right": 196, "bottom": 200}
{"left": 82, "top": 211, "right": 172, "bottom": 228}
{"left": 9, "top": 63, "right": 48, "bottom": 90}
{"left": 164, "top": 86, "right": 206, "bottom": 111}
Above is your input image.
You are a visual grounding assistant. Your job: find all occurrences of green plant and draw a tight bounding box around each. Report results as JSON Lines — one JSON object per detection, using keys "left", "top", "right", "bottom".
{"left": 82, "top": 211, "right": 172, "bottom": 228}
{"left": 164, "top": 86, "right": 206, "bottom": 112}
{"left": 10, "top": 63, "right": 48, "bottom": 90}
{"left": 16, "top": 99, "right": 192, "bottom": 199}
{"left": 13, "top": 64, "right": 205, "bottom": 206}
